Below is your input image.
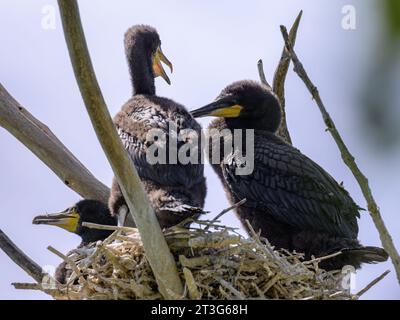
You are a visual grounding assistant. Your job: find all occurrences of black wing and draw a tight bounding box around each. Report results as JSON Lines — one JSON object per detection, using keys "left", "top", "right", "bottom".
{"left": 222, "top": 133, "right": 360, "bottom": 238}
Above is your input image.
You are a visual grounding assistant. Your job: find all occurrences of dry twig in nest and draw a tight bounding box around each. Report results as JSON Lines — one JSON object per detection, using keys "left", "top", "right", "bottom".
{"left": 13, "top": 220, "right": 387, "bottom": 300}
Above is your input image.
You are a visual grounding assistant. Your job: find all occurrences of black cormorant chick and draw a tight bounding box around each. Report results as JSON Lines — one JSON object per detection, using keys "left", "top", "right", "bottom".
{"left": 191, "top": 80, "right": 388, "bottom": 270}
{"left": 109, "top": 25, "right": 206, "bottom": 227}
{"left": 33, "top": 200, "right": 117, "bottom": 283}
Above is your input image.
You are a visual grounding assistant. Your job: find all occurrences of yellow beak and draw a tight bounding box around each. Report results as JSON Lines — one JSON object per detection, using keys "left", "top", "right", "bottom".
{"left": 208, "top": 105, "right": 243, "bottom": 118}
{"left": 152, "top": 46, "right": 173, "bottom": 85}
{"left": 32, "top": 207, "right": 79, "bottom": 233}
{"left": 191, "top": 97, "right": 243, "bottom": 118}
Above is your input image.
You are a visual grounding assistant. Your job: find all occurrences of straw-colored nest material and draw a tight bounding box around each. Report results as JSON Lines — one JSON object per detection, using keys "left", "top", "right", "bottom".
{"left": 30, "top": 219, "right": 367, "bottom": 300}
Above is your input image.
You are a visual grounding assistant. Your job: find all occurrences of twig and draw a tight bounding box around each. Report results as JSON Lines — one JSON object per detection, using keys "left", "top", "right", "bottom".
{"left": 82, "top": 221, "right": 135, "bottom": 233}
{"left": 0, "top": 84, "right": 109, "bottom": 203}
{"left": 280, "top": 25, "right": 400, "bottom": 283}
{"left": 273, "top": 10, "right": 303, "bottom": 145}
{"left": 303, "top": 251, "right": 342, "bottom": 265}
{"left": 57, "top": 0, "right": 183, "bottom": 298}
{"left": 273, "top": 11, "right": 303, "bottom": 106}
{"left": 354, "top": 270, "right": 390, "bottom": 298}
{"left": 12, "top": 283, "right": 42, "bottom": 290}
{"left": 0, "top": 229, "right": 46, "bottom": 283}
{"left": 182, "top": 267, "right": 201, "bottom": 300}
{"left": 215, "top": 277, "right": 245, "bottom": 300}
{"left": 47, "top": 245, "right": 86, "bottom": 287}
{"left": 11, "top": 282, "right": 67, "bottom": 299}
{"left": 205, "top": 198, "right": 247, "bottom": 231}
{"left": 257, "top": 60, "right": 271, "bottom": 89}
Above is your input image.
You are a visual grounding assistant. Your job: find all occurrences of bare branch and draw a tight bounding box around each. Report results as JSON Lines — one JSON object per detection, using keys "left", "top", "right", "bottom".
{"left": 257, "top": 60, "right": 272, "bottom": 89}
{"left": 0, "top": 84, "right": 109, "bottom": 203}
{"left": 354, "top": 270, "right": 390, "bottom": 298}
{"left": 57, "top": 0, "right": 183, "bottom": 298}
{"left": 0, "top": 229, "right": 46, "bottom": 283}
{"left": 280, "top": 25, "right": 400, "bottom": 283}
{"left": 272, "top": 10, "right": 303, "bottom": 145}
{"left": 82, "top": 221, "right": 134, "bottom": 232}
{"left": 303, "top": 251, "right": 342, "bottom": 265}
{"left": 12, "top": 283, "right": 42, "bottom": 290}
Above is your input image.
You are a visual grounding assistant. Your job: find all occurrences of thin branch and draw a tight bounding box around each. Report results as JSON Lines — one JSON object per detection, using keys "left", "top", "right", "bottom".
{"left": 0, "top": 229, "right": 46, "bottom": 283}
{"left": 57, "top": 0, "right": 183, "bottom": 299}
{"left": 280, "top": 25, "right": 400, "bottom": 283}
{"left": 354, "top": 270, "right": 390, "bottom": 298}
{"left": 82, "top": 221, "right": 135, "bottom": 233}
{"left": 0, "top": 84, "right": 109, "bottom": 203}
{"left": 257, "top": 60, "right": 272, "bottom": 89}
{"left": 303, "top": 251, "right": 342, "bottom": 265}
{"left": 215, "top": 277, "right": 245, "bottom": 299}
{"left": 273, "top": 10, "right": 303, "bottom": 145}
{"left": 205, "top": 198, "right": 247, "bottom": 231}
{"left": 47, "top": 245, "right": 84, "bottom": 284}
{"left": 273, "top": 11, "right": 303, "bottom": 103}
{"left": 12, "top": 283, "right": 42, "bottom": 290}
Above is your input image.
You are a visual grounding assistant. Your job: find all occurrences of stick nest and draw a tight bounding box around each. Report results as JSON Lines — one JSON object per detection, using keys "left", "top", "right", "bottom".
{"left": 31, "top": 220, "right": 360, "bottom": 300}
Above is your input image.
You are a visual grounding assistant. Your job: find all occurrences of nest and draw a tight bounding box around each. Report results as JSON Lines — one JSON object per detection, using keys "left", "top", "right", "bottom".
{"left": 27, "top": 218, "right": 369, "bottom": 300}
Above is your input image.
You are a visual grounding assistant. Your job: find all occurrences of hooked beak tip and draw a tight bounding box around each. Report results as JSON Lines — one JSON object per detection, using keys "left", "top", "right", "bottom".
{"left": 32, "top": 211, "right": 79, "bottom": 233}
{"left": 190, "top": 111, "right": 205, "bottom": 118}
{"left": 166, "top": 62, "right": 173, "bottom": 74}
{"left": 32, "top": 215, "right": 46, "bottom": 225}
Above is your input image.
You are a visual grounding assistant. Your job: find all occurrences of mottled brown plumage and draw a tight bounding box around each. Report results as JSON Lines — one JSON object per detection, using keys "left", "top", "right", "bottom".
{"left": 109, "top": 25, "right": 206, "bottom": 227}
{"left": 191, "top": 80, "right": 387, "bottom": 270}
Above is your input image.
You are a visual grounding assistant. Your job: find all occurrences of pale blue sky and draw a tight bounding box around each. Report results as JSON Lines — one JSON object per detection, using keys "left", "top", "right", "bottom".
{"left": 0, "top": 0, "right": 399, "bottom": 299}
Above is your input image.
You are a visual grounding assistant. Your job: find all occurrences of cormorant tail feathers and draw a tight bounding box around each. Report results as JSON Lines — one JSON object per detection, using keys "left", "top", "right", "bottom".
{"left": 341, "top": 246, "right": 389, "bottom": 265}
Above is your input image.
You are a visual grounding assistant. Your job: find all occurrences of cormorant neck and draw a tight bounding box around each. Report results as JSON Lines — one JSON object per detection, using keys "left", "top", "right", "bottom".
{"left": 80, "top": 228, "right": 114, "bottom": 246}
{"left": 75, "top": 202, "right": 117, "bottom": 245}
{"left": 126, "top": 42, "right": 155, "bottom": 96}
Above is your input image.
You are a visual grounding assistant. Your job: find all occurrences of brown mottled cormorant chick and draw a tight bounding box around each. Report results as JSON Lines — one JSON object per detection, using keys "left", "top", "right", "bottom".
{"left": 109, "top": 25, "right": 206, "bottom": 228}
{"left": 33, "top": 200, "right": 117, "bottom": 283}
{"left": 191, "top": 80, "right": 388, "bottom": 270}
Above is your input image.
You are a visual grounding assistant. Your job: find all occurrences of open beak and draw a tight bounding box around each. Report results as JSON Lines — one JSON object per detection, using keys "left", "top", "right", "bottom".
{"left": 32, "top": 207, "right": 79, "bottom": 233}
{"left": 152, "top": 46, "right": 173, "bottom": 85}
{"left": 191, "top": 96, "right": 242, "bottom": 118}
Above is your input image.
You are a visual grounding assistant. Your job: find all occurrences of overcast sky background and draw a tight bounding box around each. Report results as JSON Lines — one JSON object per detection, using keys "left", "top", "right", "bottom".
{"left": 1, "top": 0, "right": 399, "bottom": 299}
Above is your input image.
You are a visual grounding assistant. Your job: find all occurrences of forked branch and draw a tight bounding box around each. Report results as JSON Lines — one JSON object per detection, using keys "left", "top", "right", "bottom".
{"left": 258, "top": 10, "right": 303, "bottom": 145}
{"left": 280, "top": 25, "right": 400, "bottom": 284}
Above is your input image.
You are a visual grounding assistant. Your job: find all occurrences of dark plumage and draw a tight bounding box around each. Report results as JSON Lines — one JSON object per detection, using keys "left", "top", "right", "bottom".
{"left": 109, "top": 25, "right": 206, "bottom": 227}
{"left": 33, "top": 200, "right": 117, "bottom": 283}
{"left": 191, "top": 80, "right": 388, "bottom": 270}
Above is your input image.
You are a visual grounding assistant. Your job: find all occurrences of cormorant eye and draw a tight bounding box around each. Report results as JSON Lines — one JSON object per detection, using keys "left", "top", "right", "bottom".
{"left": 223, "top": 95, "right": 238, "bottom": 105}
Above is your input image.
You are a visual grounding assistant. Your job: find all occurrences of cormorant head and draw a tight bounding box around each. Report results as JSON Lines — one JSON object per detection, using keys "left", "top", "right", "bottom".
{"left": 191, "top": 80, "right": 282, "bottom": 131}
{"left": 32, "top": 200, "right": 117, "bottom": 245}
{"left": 125, "top": 25, "right": 173, "bottom": 92}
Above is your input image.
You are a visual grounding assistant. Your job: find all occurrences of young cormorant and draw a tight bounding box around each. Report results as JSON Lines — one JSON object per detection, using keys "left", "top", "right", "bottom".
{"left": 32, "top": 200, "right": 117, "bottom": 283}
{"left": 109, "top": 25, "right": 206, "bottom": 227}
{"left": 191, "top": 80, "right": 388, "bottom": 270}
